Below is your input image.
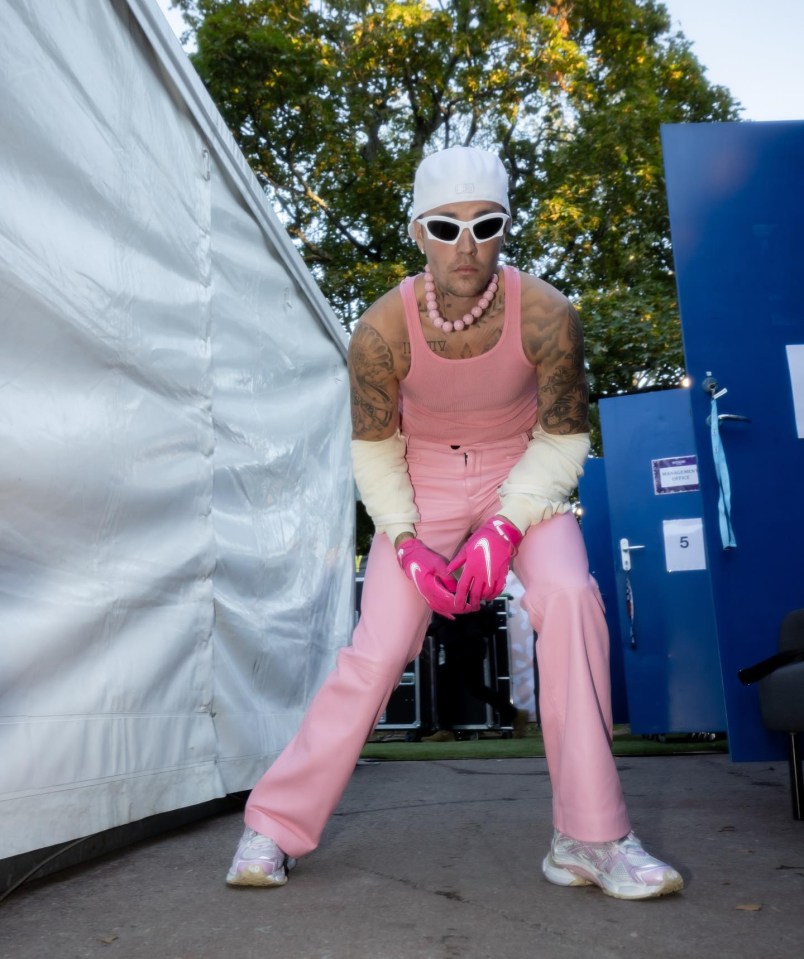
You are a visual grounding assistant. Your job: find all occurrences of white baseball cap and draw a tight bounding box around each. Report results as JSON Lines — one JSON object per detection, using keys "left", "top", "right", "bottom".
{"left": 408, "top": 145, "right": 510, "bottom": 240}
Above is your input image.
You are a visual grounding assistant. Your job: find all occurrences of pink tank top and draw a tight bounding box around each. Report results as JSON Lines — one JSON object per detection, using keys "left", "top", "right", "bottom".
{"left": 398, "top": 265, "right": 537, "bottom": 446}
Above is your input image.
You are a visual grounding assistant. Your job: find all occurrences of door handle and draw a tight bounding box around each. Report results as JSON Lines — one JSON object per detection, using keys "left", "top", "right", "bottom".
{"left": 620, "top": 538, "right": 645, "bottom": 572}
{"left": 706, "top": 412, "right": 751, "bottom": 425}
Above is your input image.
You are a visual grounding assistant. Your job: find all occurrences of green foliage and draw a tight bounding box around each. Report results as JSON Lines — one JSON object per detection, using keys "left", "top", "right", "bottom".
{"left": 175, "top": 0, "right": 740, "bottom": 418}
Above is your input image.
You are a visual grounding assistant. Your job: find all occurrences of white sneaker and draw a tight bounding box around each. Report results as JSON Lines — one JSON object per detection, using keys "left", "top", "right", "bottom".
{"left": 542, "top": 830, "right": 683, "bottom": 900}
{"left": 225, "top": 827, "right": 297, "bottom": 887}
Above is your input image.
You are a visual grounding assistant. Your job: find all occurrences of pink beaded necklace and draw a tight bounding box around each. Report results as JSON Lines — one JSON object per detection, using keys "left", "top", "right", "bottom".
{"left": 423, "top": 264, "right": 499, "bottom": 333}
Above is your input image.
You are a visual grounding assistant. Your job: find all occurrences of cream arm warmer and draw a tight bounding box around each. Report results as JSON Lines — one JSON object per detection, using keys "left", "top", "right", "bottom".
{"left": 351, "top": 431, "right": 419, "bottom": 543}
{"left": 497, "top": 426, "right": 590, "bottom": 533}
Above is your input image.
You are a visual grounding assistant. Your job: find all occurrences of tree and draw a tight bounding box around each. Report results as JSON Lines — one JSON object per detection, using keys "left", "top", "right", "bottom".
{"left": 175, "top": 0, "right": 739, "bottom": 413}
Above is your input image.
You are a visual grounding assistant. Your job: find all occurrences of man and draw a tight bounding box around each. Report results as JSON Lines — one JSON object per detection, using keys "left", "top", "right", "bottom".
{"left": 226, "top": 145, "right": 683, "bottom": 900}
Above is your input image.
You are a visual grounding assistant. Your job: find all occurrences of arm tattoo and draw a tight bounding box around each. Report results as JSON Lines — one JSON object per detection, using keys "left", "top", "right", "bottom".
{"left": 348, "top": 323, "right": 397, "bottom": 435}
{"left": 532, "top": 304, "right": 589, "bottom": 434}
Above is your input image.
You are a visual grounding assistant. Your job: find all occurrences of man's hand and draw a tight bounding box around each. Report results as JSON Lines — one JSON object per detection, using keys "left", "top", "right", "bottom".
{"left": 447, "top": 517, "right": 524, "bottom": 609}
{"left": 396, "top": 538, "right": 458, "bottom": 619}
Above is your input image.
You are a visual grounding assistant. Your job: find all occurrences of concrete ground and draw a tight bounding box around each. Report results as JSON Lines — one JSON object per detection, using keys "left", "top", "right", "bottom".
{"left": 1, "top": 754, "right": 803, "bottom": 959}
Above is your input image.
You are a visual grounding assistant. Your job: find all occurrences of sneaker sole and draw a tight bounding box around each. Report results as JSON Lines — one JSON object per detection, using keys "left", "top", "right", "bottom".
{"left": 225, "top": 855, "right": 297, "bottom": 888}
{"left": 542, "top": 854, "right": 684, "bottom": 900}
{"left": 226, "top": 865, "right": 289, "bottom": 888}
{"left": 542, "top": 854, "right": 594, "bottom": 888}
{"left": 226, "top": 871, "right": 287, "bottom": 887}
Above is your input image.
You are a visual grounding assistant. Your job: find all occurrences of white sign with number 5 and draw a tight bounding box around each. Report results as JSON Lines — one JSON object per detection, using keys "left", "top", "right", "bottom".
{"left": 663, "top": 518, "right": 707, "bottom": 572}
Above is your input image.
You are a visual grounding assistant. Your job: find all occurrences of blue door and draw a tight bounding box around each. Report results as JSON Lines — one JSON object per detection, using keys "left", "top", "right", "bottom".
{"left": 599, "top": 389, "right": 726, "bottom": 735}
{"left": 663, "top": 121, "right": 804, "bottom": 760}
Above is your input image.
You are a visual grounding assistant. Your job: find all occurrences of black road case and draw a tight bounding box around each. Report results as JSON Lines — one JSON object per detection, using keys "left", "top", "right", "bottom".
{"left": 357, "top": 562, "right": 426, "bottom": 733}
{"left": 376, "top": 658, "right": 422, "bottom": 731}
{"left": 430, "top": 596, "right": 515, "bottom": 736}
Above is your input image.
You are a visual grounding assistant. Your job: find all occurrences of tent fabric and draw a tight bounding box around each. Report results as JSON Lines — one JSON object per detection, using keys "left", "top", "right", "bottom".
{"left": 0, "top": 0, "right": 353, "bottom": 860}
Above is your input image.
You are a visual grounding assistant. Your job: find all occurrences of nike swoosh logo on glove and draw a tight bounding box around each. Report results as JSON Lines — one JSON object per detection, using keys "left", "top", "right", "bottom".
{"left": 473, "top": 538, "right": 492, "bottom": 584}
{"left": 410, "top": 562, "right": 422, "bottom": 594}
{"left": 492, "top": 518, "right": 509, "bottom": 541}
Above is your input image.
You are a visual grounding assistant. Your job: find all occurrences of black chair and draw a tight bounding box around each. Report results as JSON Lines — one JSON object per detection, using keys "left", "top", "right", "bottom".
{"left": 738, "top": 608, "right": 804, "bottom": 820}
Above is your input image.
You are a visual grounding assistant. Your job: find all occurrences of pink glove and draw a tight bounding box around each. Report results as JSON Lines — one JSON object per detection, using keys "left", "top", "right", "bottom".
{"left": 447, "top": 516, "right": 524, "bottom": 609}
{"left": 396, "top": 538, "right": 458, "bottom": 620}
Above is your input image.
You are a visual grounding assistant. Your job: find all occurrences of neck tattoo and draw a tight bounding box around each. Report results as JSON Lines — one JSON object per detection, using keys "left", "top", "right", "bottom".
{"left": 423, "top": 264, "right": 499, "bottom": 333}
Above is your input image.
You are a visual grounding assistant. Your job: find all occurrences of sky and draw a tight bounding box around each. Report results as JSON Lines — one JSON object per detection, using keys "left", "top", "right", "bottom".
{"left": 156, "top": 0, "right": 804, "bottom": 123}
{"left": 661, "top": 0, "right": 804, "bottom": 121}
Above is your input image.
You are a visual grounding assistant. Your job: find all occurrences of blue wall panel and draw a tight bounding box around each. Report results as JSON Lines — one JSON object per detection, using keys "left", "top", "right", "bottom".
{"left": 662, "top": 121, "right": 804, "bottom": 760}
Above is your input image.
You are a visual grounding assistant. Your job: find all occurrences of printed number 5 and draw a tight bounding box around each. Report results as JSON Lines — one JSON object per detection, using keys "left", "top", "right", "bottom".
{"left": 680, "top": 536, "right": 689, "bottom": 549}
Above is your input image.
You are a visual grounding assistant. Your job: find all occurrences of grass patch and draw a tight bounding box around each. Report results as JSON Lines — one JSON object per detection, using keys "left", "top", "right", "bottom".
{"left": 361, "top": 726, "right": 727, "bottom": 763}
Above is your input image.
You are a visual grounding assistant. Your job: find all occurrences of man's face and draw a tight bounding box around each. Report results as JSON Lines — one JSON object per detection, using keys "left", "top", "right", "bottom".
{"left": 414, "top": 199, "right": 507, "bottom": 300}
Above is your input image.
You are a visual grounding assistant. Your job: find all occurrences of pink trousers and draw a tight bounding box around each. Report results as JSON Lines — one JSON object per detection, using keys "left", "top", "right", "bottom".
{"left": 245, "top": 435, "right": 631, "bottom": 857}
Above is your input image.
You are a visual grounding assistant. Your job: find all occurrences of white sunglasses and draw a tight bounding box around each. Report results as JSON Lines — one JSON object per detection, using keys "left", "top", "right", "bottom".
{"left": 417, "top": 212, "right": 510, "bottom": 244}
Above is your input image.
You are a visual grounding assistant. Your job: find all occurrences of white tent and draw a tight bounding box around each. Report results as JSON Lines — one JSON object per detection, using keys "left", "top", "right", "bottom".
{"left": 0, "top": 0, "right": 354, "bottom": 866}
